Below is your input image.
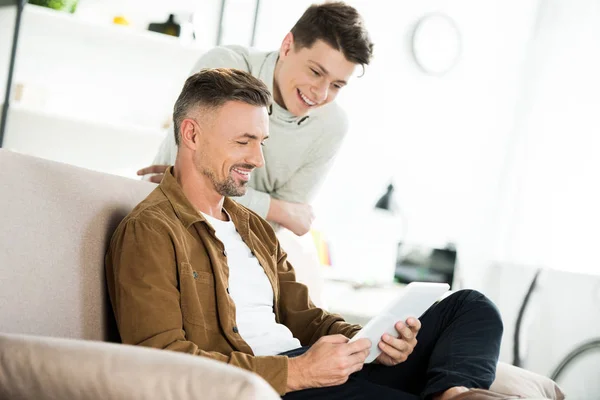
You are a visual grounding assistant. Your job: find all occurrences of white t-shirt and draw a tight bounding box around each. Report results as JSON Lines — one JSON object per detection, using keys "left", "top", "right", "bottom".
{"left": 201, "top": 211, "right": 301, "bottom": 356}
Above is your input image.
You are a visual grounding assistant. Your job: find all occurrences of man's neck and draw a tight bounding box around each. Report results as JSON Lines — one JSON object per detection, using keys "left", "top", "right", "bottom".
{"left": 173, "top": 159, "right": 226, "bottom": 220}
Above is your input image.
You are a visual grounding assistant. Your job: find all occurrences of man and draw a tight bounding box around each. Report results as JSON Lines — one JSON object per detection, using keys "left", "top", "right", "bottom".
{"left": 137, "top": 2, "right": 374, "bottom": 237}
{"left": 106, "top": 69, "right": 509, "bottom": 400}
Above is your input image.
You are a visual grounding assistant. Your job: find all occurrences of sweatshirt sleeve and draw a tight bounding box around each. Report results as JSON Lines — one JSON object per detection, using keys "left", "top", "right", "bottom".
{"left": 188, "top": 45, "right": 250, "bottom": 74}
{"left": 233, "top": 186, "right": 272, "bottom": 219}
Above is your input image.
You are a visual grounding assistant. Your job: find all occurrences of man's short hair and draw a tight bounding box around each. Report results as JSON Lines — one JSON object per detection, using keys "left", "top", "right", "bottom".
{"left": 173, "top": 68, "right": 272, "bottom": 146}
{"left": 290, "top": 2, "right": 374, "bottom": 66}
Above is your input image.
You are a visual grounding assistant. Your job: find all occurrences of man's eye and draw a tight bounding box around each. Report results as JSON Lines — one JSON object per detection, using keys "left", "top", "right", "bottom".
{"left": 310, "top": 68, "right": 320, "bottom": 77}
{"left": 236, "top": 141, "right": 249, "bottom": 145}
{"left": 260, "top": 142, "right": 266, "bottom": 147}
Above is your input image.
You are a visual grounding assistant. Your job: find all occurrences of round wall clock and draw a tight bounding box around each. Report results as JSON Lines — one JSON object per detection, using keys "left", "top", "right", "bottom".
{"left": 412, "top": 13, "right": 462, "bottom": 76}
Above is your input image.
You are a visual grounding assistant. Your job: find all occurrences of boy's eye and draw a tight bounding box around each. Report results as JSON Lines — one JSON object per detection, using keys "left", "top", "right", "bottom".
{"left": 237, "top": 141, "right": 249, "bottom": 145}
{"left": 310, "top": 68, "right": 321, "bottom": 77}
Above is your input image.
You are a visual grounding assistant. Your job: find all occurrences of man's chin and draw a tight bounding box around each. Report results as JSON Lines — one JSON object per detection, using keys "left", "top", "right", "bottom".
{"left": 290, "top": 105, "right": 310, "bottom": 118}
{"left": 225, "top": 183, "right": 248, "bottom": 197}
{"left": 283, "top": 95, "right": 311, "bottom": 118}
{"left": 229, "top": 189, "right": 247, "bottom": 197}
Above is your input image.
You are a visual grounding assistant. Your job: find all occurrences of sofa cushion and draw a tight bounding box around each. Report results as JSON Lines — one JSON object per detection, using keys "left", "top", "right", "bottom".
{"left": 491, "top": 362, "right": 565, "bottom": 400}
{"left": 0, "top": 333, "right": 279, "bottom": 400}
{"left": 0, "top": 149, "right": 154, "bottom": 341}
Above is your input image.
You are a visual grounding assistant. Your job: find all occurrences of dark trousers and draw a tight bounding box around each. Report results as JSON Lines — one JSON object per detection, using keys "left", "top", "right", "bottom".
{"left": 281, "top": 289, "right": 503, "bottom": 400}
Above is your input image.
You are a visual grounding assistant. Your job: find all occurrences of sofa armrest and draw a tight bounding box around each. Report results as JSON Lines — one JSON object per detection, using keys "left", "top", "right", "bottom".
{"left": 0, "top": 333, "right": 279, "bottom": 400}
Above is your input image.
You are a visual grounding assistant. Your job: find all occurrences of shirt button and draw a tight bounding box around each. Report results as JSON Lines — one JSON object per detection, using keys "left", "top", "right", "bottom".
{"left": 232, "top": 326, "right": 239, "bottom": 333}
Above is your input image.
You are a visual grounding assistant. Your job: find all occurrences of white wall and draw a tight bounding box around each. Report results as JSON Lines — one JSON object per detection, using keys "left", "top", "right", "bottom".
{"left": 488, "top": 0, "right": 600, "bottom": 277}
{"left": 312, "top": 0, "right": 541, "bottom": 286}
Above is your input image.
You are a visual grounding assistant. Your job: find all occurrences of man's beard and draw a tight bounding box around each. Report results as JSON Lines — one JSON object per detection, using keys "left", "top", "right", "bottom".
{"left": 201, "top": 166, "right": 248, "bottom": 197}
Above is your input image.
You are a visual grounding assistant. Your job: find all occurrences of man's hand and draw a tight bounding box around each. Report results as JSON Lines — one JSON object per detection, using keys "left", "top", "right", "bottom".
{"left": 286, "top": 335, "right": 371, "bottom": 392}
{"left": 268, "top": 198, "right": 315, "bottom": 236}
{"left": 137, "top": 165, "right": 170, "bottom": 184}
{"left": 375, "top": 317, "right": 421, "bottom": 366}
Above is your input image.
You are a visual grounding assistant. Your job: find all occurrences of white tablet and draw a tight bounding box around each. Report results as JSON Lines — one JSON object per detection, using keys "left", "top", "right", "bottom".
{"left": 348, "top": 282, "right": 450, "bottom": 363}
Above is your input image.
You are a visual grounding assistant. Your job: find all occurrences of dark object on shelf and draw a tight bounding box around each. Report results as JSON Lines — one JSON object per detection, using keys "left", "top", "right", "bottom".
{"left": 148, "top": 14, "right": 181, "bottom": 37}
{"left": 394, "top": 243, "right": 457, "bottom": 287}
{"left": 375, "top": 183, "right": 396, "bottom": 212}
{"left": 29, "top": 0, "right": 78, "bottom": 13}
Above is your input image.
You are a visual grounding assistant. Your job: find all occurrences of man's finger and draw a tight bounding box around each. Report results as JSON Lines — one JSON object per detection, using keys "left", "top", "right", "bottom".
{"left": 382, "top": 334, "right": 409, "bottom": 353}
{"left": 406, "top": 317, "right": 422, "bottom": 333}
{"left": 321, "top": 334, "right": 350, "bottom": 344}
{"left": 378, "top": 340, "right": 404, "bottom": 361}
{"left": 137, "top": 165, "right": 170, "bottom": 175}
{"left": 349, "top": 349, "right": 369, "bottom": 365}
{"left": 395, "top": 321, "right": 413, "bottom": 341}
{"left": 149, "top": 175, "right": 164, "bottom": 184}
{"left": 347, "top": 338, "right": 371, "bottom": 354}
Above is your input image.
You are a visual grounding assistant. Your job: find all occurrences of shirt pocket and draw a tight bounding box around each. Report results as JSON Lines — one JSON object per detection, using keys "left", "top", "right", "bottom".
{"left": 179, "top": 262, "right": 219, "bottom": 330}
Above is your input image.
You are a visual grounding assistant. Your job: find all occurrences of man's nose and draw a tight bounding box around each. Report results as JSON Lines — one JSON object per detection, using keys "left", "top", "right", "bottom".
{"left": 311, "top": 81, "right": 329, "bottom": 104}
{"left": 248, "top": 143, "right": 265, "bottom": 169}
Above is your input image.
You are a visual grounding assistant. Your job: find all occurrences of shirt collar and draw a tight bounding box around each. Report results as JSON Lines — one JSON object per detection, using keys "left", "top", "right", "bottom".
{"left": 158, "top": 167, "right": 250, "bottom": 233}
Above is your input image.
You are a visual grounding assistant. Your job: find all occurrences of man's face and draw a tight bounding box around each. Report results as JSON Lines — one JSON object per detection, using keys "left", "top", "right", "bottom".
{"left": 193, "top": 101, "right": 269, "bottom": 197}
{"left": 275, "top": 36, "right": 358, "bottom": 117}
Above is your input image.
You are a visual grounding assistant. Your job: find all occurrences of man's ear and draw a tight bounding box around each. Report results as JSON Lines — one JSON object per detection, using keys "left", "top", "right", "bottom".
{"left": 179, "top": 118, "right": 199, "bottom": 150}
{"left": 279, "top": 32, "right": 295, "bottom": 59}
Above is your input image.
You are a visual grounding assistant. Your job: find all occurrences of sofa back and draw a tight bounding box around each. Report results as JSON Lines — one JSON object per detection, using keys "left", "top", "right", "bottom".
{"left": 0, "top": 150, "right": 154, "bottom": 341}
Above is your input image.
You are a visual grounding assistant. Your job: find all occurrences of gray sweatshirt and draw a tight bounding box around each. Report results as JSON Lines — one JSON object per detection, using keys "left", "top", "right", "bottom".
{"left": 151, "top": 45, "right": 348, "bottom": 218}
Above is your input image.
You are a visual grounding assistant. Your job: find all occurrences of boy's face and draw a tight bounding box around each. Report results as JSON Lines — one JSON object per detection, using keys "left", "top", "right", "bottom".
{"left": 275, "top": 34, "right": 358, "bottom": 117}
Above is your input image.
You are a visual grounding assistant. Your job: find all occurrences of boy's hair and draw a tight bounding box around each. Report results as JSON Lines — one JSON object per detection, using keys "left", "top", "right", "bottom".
{"left": 290, "top": 2, "right": 374, "bottom": 65}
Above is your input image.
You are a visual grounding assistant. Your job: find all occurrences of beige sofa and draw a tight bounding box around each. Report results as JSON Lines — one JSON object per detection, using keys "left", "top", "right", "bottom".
{"left": 0, "top": 150, "right": 563, "bottom": 399}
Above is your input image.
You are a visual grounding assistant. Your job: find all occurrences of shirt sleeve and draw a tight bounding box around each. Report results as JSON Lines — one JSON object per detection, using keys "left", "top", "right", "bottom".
{"left": 105, "top": 218, "right": 290, "bottom": 395}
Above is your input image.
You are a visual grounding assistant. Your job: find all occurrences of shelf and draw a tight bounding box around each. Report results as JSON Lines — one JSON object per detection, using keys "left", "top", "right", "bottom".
{"left": 0, "top": 4, "right": 199, "bottom": 179}
{"left": 22, "top": 4, "right": 204, "bottom": 53}
{"left": 8, "top": 103, "right": 165, "bottom": 139}
{"left": 2, "top": 103, "right": 166, "bottom": 179}
{"left": 1, "top": 4, "right": 206, "bottom": 141}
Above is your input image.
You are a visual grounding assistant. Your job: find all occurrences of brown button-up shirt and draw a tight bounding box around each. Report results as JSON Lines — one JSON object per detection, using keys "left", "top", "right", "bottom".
{"left": 105, "top": 168, "right": 361, "bottom": 395}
